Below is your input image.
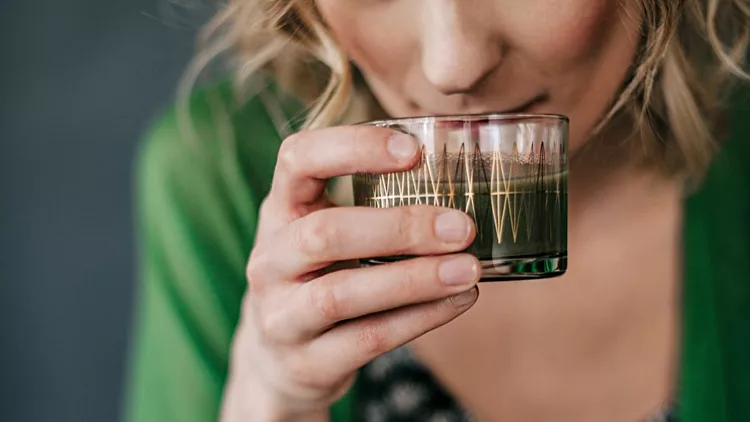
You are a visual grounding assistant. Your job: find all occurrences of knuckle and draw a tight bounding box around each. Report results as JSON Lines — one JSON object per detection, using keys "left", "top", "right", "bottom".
{"left": 255, "top": 307, "right": 286, "bottom": 341}
{"left": 398, "top": 261, "right": 428, "bottom": 297}
{"left": 356, "top": 319, "right": 391, "bottom": 356}
{"left": 245, "top": 247, "right": 277, "bottom": 295}
{"left": 296, "top": 213, "right": 335, "bottom": 261}
{"left": 255, "top": 310, "right": 274, "bottom": 337}
{"left": 277, "top": 133, "right": 304, "bottom": 172}
{"left": 245, "top": 255, "right": 266, "bottom": 294}
{"left": 308, "top": 283, "right": 342, "bottom": 325}
{"left": 394, "top": 207, "right": 421, "bottom": 253}
{"left": 245, "top": 252, "right": 262, "bottom": 281}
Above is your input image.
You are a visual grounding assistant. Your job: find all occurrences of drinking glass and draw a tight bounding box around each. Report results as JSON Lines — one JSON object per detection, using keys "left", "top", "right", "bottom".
{"left": 352, "top": 114, "right": 568, "bottom": 281}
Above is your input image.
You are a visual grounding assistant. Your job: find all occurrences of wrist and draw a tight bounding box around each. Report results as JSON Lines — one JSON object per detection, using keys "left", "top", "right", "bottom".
{"left": 221, "top": 366, "right": 329, "bottom": 422}
{"left": 231, "top": 400, "right": 328, "bottom": 422}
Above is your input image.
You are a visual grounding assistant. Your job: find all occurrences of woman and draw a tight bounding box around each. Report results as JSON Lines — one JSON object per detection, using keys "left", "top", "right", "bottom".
{"left": 125, "top": 0, "right": 750, "bottom": 421}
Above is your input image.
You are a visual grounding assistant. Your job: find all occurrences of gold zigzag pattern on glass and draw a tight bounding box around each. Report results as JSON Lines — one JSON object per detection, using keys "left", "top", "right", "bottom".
{"left": 369, "top": 141, "right": 563, "bottom": 245}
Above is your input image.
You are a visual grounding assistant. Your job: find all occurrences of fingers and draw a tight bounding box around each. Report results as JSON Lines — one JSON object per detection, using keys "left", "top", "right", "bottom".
{"left": 259, "top": 205, "right": 476, "bottom": 278}
{"left": 308, "top": 286, "right": 479, "bottom": 376}
{"left": 269, "top": 126, "right": 420, "bottom": 207}
{"left": 289, "top": 253, "right": 480, "bottom": 337}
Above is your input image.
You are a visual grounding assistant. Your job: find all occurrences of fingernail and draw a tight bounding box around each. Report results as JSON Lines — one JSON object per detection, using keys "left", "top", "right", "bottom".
{"left": 438, "top": 255, "right": 479, "bottom": 286}
{"left": 387, "top": 133, "right": 418, "bottom": 161}
{"left": 450, "top": 288, "right": 479, "bottom": 308}
{"left": 434, "top": 210, "right": 471, "bottom": 243}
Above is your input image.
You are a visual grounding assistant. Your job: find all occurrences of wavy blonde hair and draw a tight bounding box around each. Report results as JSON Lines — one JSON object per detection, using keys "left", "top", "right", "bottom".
{"left": 179, "top": 0, "right": 750, "bottom": 176}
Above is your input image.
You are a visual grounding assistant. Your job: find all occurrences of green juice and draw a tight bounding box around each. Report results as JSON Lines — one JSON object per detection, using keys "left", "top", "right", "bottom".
{"left": 353, "top": 161, "right": 567, "bottom": 276}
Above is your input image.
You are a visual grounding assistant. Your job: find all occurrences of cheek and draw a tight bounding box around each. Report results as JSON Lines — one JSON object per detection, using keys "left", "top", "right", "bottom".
{"left": 315, "top": 1, "right": 415, "bottom": 84}
{"left": 503, "top": 0, "right": 619, "bottom": 70}
{"left": 498, "top": 0, "right": 640, "bottom": 150}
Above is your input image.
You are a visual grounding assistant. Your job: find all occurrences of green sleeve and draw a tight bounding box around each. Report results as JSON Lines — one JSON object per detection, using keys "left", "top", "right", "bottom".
{"left": 123, "top": 81, "right": 356, "bottom": 422}
{"left": 124, "top": 84, "right": 273, "bottom": 422}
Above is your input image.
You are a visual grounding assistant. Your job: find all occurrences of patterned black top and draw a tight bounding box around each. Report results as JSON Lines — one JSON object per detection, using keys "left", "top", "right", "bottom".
{"left": 355, "top": 346, "right": 676, "bottom": 422}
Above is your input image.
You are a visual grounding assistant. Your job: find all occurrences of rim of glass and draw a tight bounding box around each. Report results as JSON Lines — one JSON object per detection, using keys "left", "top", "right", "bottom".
{"left": 359, "top": 112, "right": 568, "bottom": 126}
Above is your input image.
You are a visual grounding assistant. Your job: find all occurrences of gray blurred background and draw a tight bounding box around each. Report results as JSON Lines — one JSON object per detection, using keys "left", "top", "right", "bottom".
{"left": 0, "top": 1, "right": 209, "bottom": 420}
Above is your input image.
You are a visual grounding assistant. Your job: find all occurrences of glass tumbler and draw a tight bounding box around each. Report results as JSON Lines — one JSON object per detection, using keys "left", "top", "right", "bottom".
{"left": 352, "top": 114, "right": 568, "bottom": 281}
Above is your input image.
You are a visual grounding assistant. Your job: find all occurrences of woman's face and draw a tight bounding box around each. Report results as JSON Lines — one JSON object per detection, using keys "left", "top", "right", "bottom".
{"left": 315, "top": 0, "right": 643, "bottom": 150}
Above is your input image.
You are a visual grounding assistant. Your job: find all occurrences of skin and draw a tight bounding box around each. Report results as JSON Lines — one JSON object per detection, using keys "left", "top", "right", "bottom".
{"left": 322, "top": 0, "right": 640, "bottom": 150}
{"left": 221, "top": 1, "right": 682, "bottom": 421}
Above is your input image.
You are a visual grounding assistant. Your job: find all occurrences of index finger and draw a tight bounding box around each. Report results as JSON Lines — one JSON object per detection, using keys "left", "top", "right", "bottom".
{"left": 269, "top": 125, "right": 421, "bottom": 207}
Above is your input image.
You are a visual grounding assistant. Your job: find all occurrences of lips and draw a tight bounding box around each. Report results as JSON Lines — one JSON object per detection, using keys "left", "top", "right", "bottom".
{"left": 424, "top": 93, "right": 549, "bottom": 117}
{"left": 501, "top": 93, "right": 548, "bottom": 114}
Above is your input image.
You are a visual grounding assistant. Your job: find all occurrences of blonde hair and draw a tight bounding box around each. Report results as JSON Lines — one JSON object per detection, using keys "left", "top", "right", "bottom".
{"left": 179, "top": 0, "right": 750, "bottom": 176}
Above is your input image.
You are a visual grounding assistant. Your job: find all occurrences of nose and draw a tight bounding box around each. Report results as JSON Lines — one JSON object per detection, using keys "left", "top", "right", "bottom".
{"left": 420, "top": 0, "right": 503, "bottom": 95}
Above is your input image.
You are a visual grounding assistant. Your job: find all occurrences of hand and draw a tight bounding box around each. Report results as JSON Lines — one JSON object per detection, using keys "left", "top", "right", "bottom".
{"left": 221, "top": 126, "right": 480, "bottom": 421}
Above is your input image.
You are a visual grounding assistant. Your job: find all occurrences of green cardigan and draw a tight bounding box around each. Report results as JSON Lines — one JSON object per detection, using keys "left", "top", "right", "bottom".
{"left": 124, "top": 81, "right": 750, "bottom": 421}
